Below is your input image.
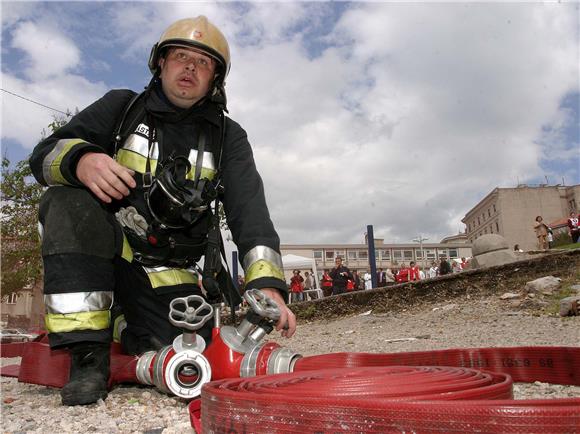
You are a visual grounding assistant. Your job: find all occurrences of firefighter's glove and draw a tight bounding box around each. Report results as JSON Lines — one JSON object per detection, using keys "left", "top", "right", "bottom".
{"left": 115, "top": 206, "right": 148, "bottom": 237}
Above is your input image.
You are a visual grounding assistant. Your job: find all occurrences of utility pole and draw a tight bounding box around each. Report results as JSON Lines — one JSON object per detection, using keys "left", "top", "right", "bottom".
{"left": 367, "top": 225, "right": 378, "bottom": 288}
{"left": 412, "top": 234, "right": 429, "bottom": 268}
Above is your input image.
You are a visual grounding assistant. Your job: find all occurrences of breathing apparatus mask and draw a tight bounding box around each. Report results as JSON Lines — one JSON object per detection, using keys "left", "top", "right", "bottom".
{"left": 145, "top": 155, "right": 218, "bottom": 229}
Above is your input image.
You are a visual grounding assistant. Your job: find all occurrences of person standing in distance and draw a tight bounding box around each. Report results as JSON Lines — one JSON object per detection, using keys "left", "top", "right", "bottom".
{"left": 329, "top": 257, "right": 352, "bottom": 295}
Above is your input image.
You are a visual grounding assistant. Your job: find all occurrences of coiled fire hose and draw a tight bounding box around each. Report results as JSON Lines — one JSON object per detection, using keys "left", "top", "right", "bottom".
{"left": 197, "top": 346, "right": 580, "bottom": 433}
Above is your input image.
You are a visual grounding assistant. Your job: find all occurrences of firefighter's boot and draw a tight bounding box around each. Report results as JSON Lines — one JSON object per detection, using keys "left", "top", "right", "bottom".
{"left": 61, "top": 342, "right": 110, "bottom": 406}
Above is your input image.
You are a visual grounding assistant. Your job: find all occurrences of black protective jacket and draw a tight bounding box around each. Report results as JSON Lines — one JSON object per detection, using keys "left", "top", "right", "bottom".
{"left": 30, "top": 84, "right": 287, "bottom": 297}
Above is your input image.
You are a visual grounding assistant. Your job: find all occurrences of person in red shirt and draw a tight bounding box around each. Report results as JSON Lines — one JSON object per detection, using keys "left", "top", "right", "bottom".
{"left": 409, "top": 261, "right": 421, "bottom": 281}
{"left": 290, "top": 270, "right": 305, "bottom": 303}
{"left": 568, "top": 211, "right": 579, "bottom": 243}
{"left": 396, "top": 264, "right": 409, "bottom": 282}
{"left": 321, "top": 270, "right": 333, "bottom": 297}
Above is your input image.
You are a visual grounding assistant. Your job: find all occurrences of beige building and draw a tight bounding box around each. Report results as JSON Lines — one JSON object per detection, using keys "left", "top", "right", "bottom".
{"left": 280, "top": 237, "right": 472, "bottom": 282}
{"left": 462, "top": 184, "right": 580, "bottom": 251}
{"left": 0, "top": 282, "right": 44, "bottom": 330}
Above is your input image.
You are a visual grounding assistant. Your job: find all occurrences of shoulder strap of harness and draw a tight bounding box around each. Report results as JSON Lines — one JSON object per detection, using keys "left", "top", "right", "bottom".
{"left": 112, "top": 91, "right": 145, "bottom": 156}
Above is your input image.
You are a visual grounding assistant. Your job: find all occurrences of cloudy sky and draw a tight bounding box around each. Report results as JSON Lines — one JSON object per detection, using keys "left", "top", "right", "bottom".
{"left": 2, "top": 1, "right": 579, "bottom": 246}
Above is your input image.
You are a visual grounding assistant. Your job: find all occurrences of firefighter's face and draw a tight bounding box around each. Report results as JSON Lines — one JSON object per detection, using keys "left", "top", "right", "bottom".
{"left": 159, "top": 47, "right": 216, "bottom": 108}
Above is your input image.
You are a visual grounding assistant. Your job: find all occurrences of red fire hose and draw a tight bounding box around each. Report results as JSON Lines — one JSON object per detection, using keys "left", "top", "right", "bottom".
{"left": 198, "top": 346, "right": 580, "bottom": 433}
{"left": 2, "top": 339, "right": 579, "bottom": 432}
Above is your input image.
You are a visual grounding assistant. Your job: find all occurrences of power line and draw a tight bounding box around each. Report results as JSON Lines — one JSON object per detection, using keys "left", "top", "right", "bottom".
{"left": 1, "top": 88, "right": 73, "bottom": 117}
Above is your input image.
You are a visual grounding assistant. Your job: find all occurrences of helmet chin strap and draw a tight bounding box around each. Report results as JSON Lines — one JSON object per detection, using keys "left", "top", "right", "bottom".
{"left": 210, "top": 81, "right": 228, "bottom": 112}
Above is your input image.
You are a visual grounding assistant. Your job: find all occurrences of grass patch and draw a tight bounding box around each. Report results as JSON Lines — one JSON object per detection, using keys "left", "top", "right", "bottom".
{"left": 299, "top": 303, "right": 318, "bottom": 320}
{"left": 544, "top": 284, "right": 578, "bottom": 316}
{"left": 553, "top": 243, "right": 580, "bottom": 250}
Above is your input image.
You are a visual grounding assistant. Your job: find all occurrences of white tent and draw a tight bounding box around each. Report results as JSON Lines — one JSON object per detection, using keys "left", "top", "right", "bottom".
{"left": 281, "top": 254, "right": 320, "bottom": 290}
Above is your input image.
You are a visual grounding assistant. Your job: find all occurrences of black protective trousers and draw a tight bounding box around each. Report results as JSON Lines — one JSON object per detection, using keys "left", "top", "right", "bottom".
{"left": 39, "top": 186, "right": 211, "bottom": 354}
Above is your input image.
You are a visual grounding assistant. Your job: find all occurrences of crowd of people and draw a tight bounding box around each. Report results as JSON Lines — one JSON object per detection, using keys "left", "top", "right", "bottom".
{"left": 286, "top": 256, "right": 470, "bottom": 301}
{"left": 285, "top": 210, "right": 580, "bottom": 301}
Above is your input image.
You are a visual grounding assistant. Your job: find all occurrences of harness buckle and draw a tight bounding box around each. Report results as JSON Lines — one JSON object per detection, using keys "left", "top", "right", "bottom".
{"left": 143, "top": 172, "right": 153, "bottom": 188}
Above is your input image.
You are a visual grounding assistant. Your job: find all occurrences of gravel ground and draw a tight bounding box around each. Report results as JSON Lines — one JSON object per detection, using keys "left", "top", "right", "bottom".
{"left": 2, "top": 281, "right": 579, "bottom": 433}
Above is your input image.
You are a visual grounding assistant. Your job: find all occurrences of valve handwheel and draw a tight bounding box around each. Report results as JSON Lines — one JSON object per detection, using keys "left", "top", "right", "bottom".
{"left": 244, "top": 289, "right": 281, "bottom": 321}
{"left": 169, "top": 295, "right": 214, "bottom": 330}
{"left": 169, "top": 295, "right": 213, "bottom": 353}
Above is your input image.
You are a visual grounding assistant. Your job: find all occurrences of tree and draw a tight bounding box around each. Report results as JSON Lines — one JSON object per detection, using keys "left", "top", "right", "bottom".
{"left": 1, "top": 114, "right": 70, "bottom": 297}
{"left": 1, "top": 158, "right": 44, "bottom": 297}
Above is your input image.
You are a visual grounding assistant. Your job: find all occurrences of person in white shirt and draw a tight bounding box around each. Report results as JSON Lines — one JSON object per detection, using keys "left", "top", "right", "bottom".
{"left": 363, "top": 271, "right": 372, "bottom": 290}
{"left": 428, "top": 262, "right": 438, "bottom": 278}
{"left": 419, "top": 267, "right": 426, "bottom": 280}
{"left": 385, "top": 268, "right": 395, "bottom": 282}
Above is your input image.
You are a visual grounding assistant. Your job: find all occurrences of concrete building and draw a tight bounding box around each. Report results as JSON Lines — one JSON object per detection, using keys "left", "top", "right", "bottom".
{"left": 0, "top": 282, "right": 44, "bottom": 330}
{"left": 280, "top": 236, "right": 472, "bottom": 282}
{"left": 462, "top": 184, "right": 580, "bottom": 251}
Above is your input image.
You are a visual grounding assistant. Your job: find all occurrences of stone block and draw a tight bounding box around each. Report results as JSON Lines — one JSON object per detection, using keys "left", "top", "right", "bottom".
{"left": 470, "top": 234, "right": 518, "bottom": 269}
{"left": 524, "top": 276, "right": 562, "bottom": 295}
{"left": 470, "top": 250, "right": 518, "bottom": 268}
{"left": 559, "top": 296, "right": 580, "bottom": 316}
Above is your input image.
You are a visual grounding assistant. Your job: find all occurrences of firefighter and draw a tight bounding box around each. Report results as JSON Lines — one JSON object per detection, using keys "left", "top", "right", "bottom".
{"left": 29, "top": 16, "right": 296, "bottom": 406}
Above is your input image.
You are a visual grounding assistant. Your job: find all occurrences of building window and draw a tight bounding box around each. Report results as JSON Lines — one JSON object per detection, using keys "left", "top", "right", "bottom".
{"left": 325, "top": 250, "right": 334, "bottom": 260}
{"left": 416, "top": 250, "right": 423, "bottom": 259}
{"left": 392, "top": 250, "right": 404, "bottom": 261}
{"left": 495, "top": 222, "right": 499, "bottom": 233}
{"left": 313, "top": 250, "right": 322, "bottom": 260}
{"left": 347, "top": 251, "right": 357, "bottom": 260}
{"left": 490, "top": 225, "right": 493, "bottom": 234}
{"left": 335, "top": 251, "right": 345, "bottom": 260}
{"left": 403, "top": 250, "right": 413, "bottom": 260}
{"left": 438, "top": 248, "right": 448, "bottom": 259}
{"left": 358, "top": 250, "right": 368, "bottom": 260}
{"left": 488, "top": 209, "right": 491, "bottom": 217}
{"left": 493, "top": 204, "right": 496, "bottom": 212}
{"left": 448, "top": 249, "right": 458, "bottom": 258}
{"left": 5, "top": 293, "right": 18, "bottom": 304}
{"left": 424, "top": 249, "right": 436, "bottom": 260}
{"left": 381, "top": 250, "right": 391, "bottom": 260}
{"left": 477, "top": 217, "right": 480, "bottom": 225}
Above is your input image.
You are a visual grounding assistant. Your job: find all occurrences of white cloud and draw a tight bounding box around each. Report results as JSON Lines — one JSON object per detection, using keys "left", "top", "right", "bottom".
{"left": 2, "top": 73, "right": 108, "bottom": 150}
{"left": 224, "top": 3, "right": 579, "bottom": 243}
{"left": 1, "top": 2, "right": 578, "bottom": 246}
{"left": 11, "top": 21, "right": 81, "bottom": 79}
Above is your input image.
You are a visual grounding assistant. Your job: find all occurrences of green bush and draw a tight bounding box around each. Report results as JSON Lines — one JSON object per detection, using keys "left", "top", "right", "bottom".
{"left": 552, "top": 231, "right": 572, "bottom": 247}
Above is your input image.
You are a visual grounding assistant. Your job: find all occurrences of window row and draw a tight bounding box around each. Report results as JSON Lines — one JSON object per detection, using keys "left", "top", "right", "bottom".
{"left": 313, "top": 248, "right": 459, "bottom": 261}
{"left": 468, "top": 221, "right": 500, "bottom": 243}
{"left": 467, "top": 204, "right": 498, "bottom": 233}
